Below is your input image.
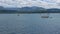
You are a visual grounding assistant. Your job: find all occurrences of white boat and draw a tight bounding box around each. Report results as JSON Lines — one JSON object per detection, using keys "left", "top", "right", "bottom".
{"left": 41, "top": 16, "right": 49, "bottom": 18}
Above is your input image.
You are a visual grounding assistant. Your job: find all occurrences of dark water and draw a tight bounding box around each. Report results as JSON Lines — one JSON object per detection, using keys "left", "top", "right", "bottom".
{"left": 0, "top": 13, "right": 60, "bottom": 34}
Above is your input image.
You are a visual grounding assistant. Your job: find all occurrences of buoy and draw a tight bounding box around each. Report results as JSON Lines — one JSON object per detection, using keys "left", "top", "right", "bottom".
{"left": 17, "top": 13, "right": 19, "bottom": 16}
{"left": 17, "top": 14, "right": 19, "bottom": 16}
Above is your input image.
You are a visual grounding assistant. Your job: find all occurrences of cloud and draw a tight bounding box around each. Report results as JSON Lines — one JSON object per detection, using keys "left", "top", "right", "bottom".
{"left": 0, "top": 0, "right": 60, "bottom": 8}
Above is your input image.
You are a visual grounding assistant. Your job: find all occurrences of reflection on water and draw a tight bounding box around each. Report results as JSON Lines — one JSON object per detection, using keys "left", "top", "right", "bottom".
{"left": 0, "top": 13, "right": 60, "bottom": 34}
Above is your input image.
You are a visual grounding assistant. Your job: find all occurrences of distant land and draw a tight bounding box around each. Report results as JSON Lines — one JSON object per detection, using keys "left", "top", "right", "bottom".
{"left": 0, "top": 6, "right": 60, "bottom": 13}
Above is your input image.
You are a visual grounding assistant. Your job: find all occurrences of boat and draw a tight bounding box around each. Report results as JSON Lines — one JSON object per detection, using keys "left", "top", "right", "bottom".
{"left": 41, "top": 16, "right": 49, "bottom": 18}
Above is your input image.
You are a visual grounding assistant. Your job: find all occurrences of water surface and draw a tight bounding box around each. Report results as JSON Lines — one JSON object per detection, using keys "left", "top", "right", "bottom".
{"left": 0, "top": 13, "right": 60, "bottom": 34}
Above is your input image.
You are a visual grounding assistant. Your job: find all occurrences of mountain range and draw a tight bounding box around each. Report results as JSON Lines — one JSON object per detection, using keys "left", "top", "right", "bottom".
{"left": 0, "top": 6, "right": 60, "bottom": 13}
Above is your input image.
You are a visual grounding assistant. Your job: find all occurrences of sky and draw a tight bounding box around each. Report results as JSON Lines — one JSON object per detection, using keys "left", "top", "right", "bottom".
{"left": 0, "top": 0, "right": 60, "bottom": 9}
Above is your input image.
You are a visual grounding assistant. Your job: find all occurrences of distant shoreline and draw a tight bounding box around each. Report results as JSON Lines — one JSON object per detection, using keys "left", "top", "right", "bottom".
{"left": 0, "top": 13, "right": 59, "bottom": 14}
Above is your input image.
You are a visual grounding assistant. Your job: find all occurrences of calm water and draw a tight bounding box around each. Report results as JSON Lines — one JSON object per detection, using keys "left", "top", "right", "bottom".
{"left": 0, "top": 13, "right": 60, "bottom": 34}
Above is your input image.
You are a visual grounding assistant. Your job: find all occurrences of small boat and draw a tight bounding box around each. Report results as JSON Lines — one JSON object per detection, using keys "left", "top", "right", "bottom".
{"left": 41, "top": 16, "right": 49, "bottom": 18}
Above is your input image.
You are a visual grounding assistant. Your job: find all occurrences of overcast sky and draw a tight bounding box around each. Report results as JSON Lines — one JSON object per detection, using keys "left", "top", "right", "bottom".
{"left": 0, "top": 0, "right": 60, "bottom": 9}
